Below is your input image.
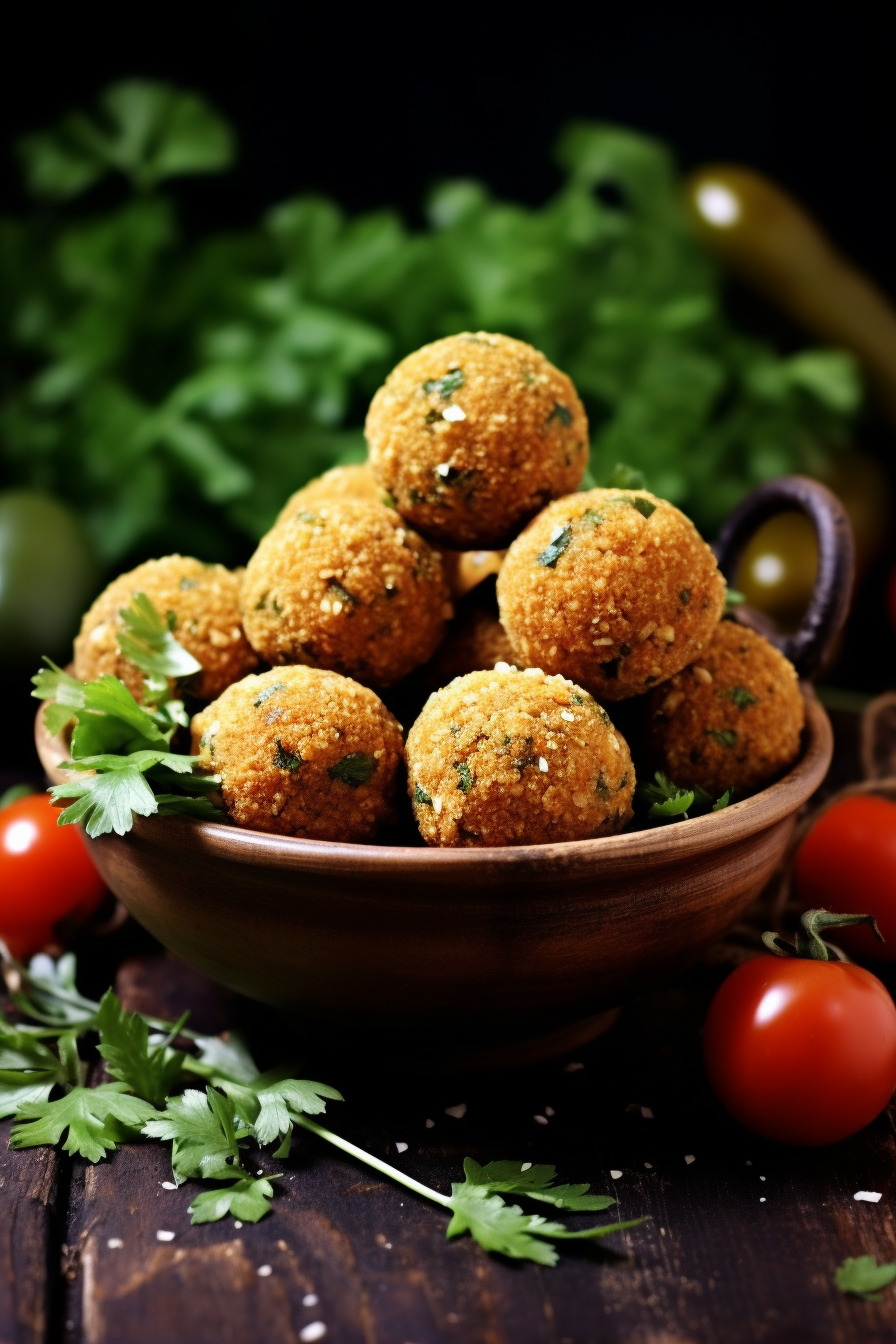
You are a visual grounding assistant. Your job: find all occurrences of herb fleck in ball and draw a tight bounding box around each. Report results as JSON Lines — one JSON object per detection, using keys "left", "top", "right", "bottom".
{"left": 643, "top": 620, "right": 805, "bottom": 795}
{"left": 240, "top": 499, "right": 452, "bottom": 688}
{"left": 406, "top": 666, "right": 634, "bottom": 847}
{"left": 73, "top": 555, "right": 258, "bottom": 702}
{"left": 497, "top": 488, "right": 727, "bottom": 700}
{"left": 365, "top": 332, "right": 589, "bottom": 548}
{"left": 192, "top": 666, "right": 405, "bottom": 841}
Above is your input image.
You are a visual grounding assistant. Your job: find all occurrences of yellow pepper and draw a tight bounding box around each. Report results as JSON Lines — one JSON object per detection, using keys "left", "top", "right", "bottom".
{"left": 684, "top": 166, "right": 896, "bottom": 427}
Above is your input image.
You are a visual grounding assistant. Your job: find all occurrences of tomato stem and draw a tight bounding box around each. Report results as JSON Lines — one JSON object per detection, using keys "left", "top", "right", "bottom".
{"left": 762, "top": 908, "right": 884, "bottom": 962}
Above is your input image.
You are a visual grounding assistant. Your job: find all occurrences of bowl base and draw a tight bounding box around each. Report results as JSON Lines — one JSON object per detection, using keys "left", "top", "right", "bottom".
{"left": 429, "top": 1006, "right": 622, "bottom": 1071}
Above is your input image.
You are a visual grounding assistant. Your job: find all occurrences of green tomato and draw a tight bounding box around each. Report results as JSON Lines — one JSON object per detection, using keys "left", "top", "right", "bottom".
{"left": 0, "top": 491, "right": 101, "bottom": 669}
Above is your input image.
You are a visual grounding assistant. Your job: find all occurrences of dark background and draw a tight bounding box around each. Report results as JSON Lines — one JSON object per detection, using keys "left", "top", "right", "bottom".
{"left": 2, "top": 1, "right": 895, "bottom": 298}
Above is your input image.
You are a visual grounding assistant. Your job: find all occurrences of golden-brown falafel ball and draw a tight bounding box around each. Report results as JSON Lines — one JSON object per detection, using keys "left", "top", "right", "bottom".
{"left": 497, "top": 488, "right": 727, "bottom": 700}
{"left": 273, "top": 462, "right": 393, "bottom": 528}
{"left": 406, "top": 666, "right": 634, "bottom": 847}
{"left": 191, "top": 666, "right": 405, "bottom": 841}
{"left": 240, "top": 499, "right": 452, "bottom": 688}
{"left": 73, "top": 556, "right": 259, "bottom": 702}
{"left": 365, "top": 332, "right": 589, "bottom": 549}
{"left": 642, "top": 620, "right": 805, "bottom": 796}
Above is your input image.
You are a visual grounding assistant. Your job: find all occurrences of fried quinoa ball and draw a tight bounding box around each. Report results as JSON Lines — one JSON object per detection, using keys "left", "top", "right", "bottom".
{"left": 364, "top": 332, "right": 589, "bottom": 549}
{"left": 406, "top": 666, "right": 634, "bottom": 847}
{"left": 642, "top": 620, "right": 805, "bottom": 796}
{"left": 73, "top": 555, "right": 258, "bottom": 702}
{"left": 497, "top": 488, "right": 727, "bottom": 701}
{"left": 191, "top": 666, "right": 405, "bottom": 841}
{"left": 240, "top": 499, "right": 452, "bottom": 688}
{"left": 273, "top": 462, "right": 392, "bottom": 528}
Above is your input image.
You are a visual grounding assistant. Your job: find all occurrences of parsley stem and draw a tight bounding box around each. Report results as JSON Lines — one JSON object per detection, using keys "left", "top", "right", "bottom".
{"left": 293, "top": 1115, "right": 453, "bottom": 1208}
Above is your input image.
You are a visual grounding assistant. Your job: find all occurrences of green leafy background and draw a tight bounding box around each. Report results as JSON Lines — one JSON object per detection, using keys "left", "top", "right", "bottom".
{"left": 0, "top": 80, "right": 862, "bottom": 571}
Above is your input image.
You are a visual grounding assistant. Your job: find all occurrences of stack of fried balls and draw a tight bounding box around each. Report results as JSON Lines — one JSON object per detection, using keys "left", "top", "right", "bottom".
{"left": 72, "top": 332, "right": 805, "bottom": 846}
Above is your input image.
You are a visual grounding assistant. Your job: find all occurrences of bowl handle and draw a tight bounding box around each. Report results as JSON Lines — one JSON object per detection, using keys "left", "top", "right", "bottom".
{"left": 712, "top": 474, "right": 855, "bottom": 680}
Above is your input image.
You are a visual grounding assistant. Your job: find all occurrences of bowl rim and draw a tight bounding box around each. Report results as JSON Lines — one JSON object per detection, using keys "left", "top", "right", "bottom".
{"left": 35, "top": 690, "right": 832, "bottom": 873}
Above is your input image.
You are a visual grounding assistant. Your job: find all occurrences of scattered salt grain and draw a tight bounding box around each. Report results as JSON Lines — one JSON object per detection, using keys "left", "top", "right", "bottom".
{"left": 445, "top": 1103, "right": 467, "bottom": 1119}
{"left": 760, "top": 1198, "right": 767, "bottom": 1204}
{"left": 746, "top": 1160, "right": 752, "bottom": 1166}
{"left": 160, "top": 1181, "right": 177, "bottom": 1191}
{"left": 854, "top": 1191, "right": 883, "bottom": 1203}
{"left": 545, "top": 1106, "right": 555, "bottom": 1117}
{"left": 233, "top": 1221, "right": 243, "bottom": 1229}
{"left": 564, "top": 1061, "right": 584, "bottom": 1073}
{"left": 257, "top": 1265, "right": 272, "bottom": 1278}
{"left": 759, "top": 1176, "right": 766, "bottom": 1182}
{"left": 156, "top": 1230, "right": 175, "bottom": 1242}
{"left": 538, "top": 757, "right": 549, "bottom": 772}
{"left": 107, "top": 1238, "right": 123, "bottom": 1250}
{"left": 395, "top": 1142, "right": 408, "bottom": 1154}
{"left": 521, "top": 1162, "right": 532, "bottom": 1171}
{"left": 685, "top": 1155, "right": 695, "bottom": 1165}
{"left": 303, "top": 1294, "right": 319, "bottom": 1308}
{"left": 644, "top": 1163, "right": 653, "bottom": 1170}
{"left": 442, "top": 405, "right": 466, "bottom": 422}
{"left": 610, "top": 1170, "right": 623, "bottom": 1180}
{"left": 534, "top": 1115, "right": 549, "bottom": 1126}
{"left": 425, "top": 1118, "right": 435, "bottom": 1129}
{"left": 561, "top": 710, "right": 575, "bottom": 721}
{"left": 299, "top": 1325, "right": 327, "bottom": 1343}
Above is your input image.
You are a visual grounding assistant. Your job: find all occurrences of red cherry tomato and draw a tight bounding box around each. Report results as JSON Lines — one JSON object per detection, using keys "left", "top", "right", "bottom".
{"left": 0, "top": 792, "right": 106, "bottom": 960}
{"left": 793, "top": 795, "right": 896, "bottom": 961}
{"left": 703, "top": 954, "right": 896, "bottom": 1145}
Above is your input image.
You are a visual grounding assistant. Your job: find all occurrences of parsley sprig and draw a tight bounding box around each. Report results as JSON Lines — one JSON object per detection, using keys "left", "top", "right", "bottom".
{"left": 32, "top": 593, "right": 223, "bottom": 837}
{"left": 638, "top": 771, "right": 733, "bottom": 822}
{"left": 0, "top": 946, "right": 645, "bottom": 1262}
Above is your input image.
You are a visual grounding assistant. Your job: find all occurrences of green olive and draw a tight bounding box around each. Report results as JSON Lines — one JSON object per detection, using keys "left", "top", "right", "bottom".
{"left": 734, "top": 511, "right": 818, "bottom": 632}
{"left": 0, "top": 491, "right": 102, "bottom": 670}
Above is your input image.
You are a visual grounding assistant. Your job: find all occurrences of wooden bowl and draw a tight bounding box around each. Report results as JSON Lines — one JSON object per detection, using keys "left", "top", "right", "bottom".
{"left": 33, "top": 477, "right": 850, "bottom": 1067}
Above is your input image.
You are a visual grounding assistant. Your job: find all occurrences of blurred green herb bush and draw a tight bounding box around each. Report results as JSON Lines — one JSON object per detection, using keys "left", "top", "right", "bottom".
{"left": 0, "top": 80, "right": 862, "bottom": 570}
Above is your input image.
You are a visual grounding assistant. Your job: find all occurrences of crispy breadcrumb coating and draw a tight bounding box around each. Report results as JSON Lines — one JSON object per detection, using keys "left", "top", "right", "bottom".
{"left": 365, "top": 332, "right": 588, "bottom": 548}
{"left": 241, "top": 499, "right": 452, "bottom": 688}
{"left": 273, "top": 462, "right": 392, "bottom": 527}
{"left": 73, "top": 555, "right": 258, "bottom": 702}
{"left": 642, "top": 620, "right": 805, "bottom": 795}
{"left": 497, "top": 488, "right": 727, "bottom": 699}
{"left": 406, "top": 666, "right": 634, "bottom": 847}
{"left": 192, "top": 666, "right": 405, "bottom": 840}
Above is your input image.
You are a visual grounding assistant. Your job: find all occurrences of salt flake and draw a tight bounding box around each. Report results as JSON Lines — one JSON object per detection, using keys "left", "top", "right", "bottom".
{"left": 160, "top": 1181, "right": 177, "bottom": 1191}
{"left": 156, "top": 1230, "right": 175, "bottom": 1242}
{"left": 300, "top": 1325, "right": 327, "bottom": 1343}
{"left": 445, "top": 1103, "right": 467, "bottom": 1119}
{"left": 854, "top": 1191, "right": 883, "bottom": 1203}
{"left": 534, "top": 1115, "right": 549, "bottom": 1126}
{"left": 107, "top": 1238, "right": 123, "bottom": 1250}
{"left": 684, "top": 1155, "right": 695, "bottom": 1165}
{"left": 395, "top": 1142, "right": 408, "bottom": 1154}
{"left": 610, "top": 1169, "right": 623, "bottom": 1179}
{"left": 303, "top": 1294, "right": 319, "bottom": 1308}
{"left": 425, "top": 1118, "right": 435, "bottom": 1129}
{"left": 257, "top": 1265, "right": 273, "bottom": 1277}
{"left": 521, "top": 1162, "right": 532, "bottom": 1171}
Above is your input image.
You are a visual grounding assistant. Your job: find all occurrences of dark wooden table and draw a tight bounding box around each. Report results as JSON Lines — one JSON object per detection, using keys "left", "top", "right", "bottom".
{"left": 4, "top": 711, "right": 896, "bottom": 1344}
